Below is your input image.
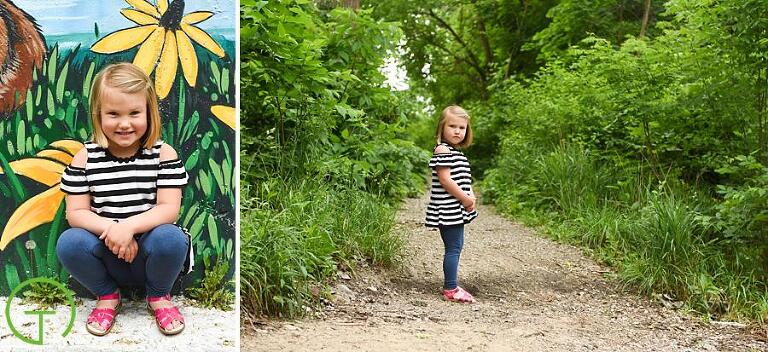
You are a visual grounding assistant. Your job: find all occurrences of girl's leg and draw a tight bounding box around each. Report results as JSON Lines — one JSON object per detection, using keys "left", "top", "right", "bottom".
{"left": 57, "top": 227, "right": 134, "bottom": 334}
{"left": 439, "top": 224, "right": 464, "bottom": 290}
{"left": 56, "top": 227, "right": 135, "bottom": 296}
{"left": 133, "top": 224, "right": 189, "bottom": 297}
{"left": 133, "top": 224, "right": 188, "bottom": 334}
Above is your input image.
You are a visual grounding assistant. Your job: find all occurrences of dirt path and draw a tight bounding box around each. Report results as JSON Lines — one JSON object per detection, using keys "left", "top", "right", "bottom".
{"left": 242, "top": 197, "right": 764, "bottom": 351}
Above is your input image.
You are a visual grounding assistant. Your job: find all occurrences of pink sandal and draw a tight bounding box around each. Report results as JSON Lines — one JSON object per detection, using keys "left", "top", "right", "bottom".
{"left": 146, "top": 294, "right": 185, "bottom": 335}
{"left": 442, "top": 287, "right": 475, "bottom": 303}
{"left": 85, "top": 292, "right": 121, "bottom": 336}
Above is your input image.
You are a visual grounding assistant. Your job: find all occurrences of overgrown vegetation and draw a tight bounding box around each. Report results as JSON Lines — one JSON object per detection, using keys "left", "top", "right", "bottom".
{"left": 242, "top": 0, "right": 768, "bottom": 323}
{"left": 240, "top": 0, "right": 427, "bottom": 318}
{"left": 21, "top": 278, "right": 71, "bottom": 309}
{"left": 364, "top": 0, "right": 768, "bottom": 322}
{"left": 187, "top": 257, "right": 235, "bottom": 311}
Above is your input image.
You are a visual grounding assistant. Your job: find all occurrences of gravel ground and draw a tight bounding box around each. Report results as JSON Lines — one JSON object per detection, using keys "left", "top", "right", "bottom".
{"left": 0, "top": 295, "right": 237, "bottom": 351}
{"left": 242, "top": 196, "right": 766, "bottom": 352}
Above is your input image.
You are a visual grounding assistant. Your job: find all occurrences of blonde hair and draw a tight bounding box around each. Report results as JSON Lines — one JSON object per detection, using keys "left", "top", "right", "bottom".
{"left": 435, "top": 105, "right": 473, "bottom": 148}
{"left": 89, "top": 62, "right": 161, "bottom": 149}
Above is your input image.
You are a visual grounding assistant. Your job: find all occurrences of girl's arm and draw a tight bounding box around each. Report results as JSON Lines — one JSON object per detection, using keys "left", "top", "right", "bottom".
{"left": 434, "top": 145, "right": 475, "bottom": 212}
{"left": 65, "top": 149, "right": 116, "bottom": 234}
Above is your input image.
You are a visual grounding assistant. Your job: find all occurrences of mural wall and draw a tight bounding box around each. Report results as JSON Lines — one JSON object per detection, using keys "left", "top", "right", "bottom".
{"left": 0, "top": 0, "right": 236, "bottom": 294}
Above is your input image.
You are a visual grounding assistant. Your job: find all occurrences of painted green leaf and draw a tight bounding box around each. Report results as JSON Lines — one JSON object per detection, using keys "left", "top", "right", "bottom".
{"left": 56, "top": 61, "right": 69, "bottom": 103}
{"left": 208, "top": 158, "right": 225, "bottom": 194}
{"left": 185, "top": 149, "right": 200, "bottom": 171}
{"left": 189, "top": 209, "right": 207, "bottom": 242}
{"left": 207, "top": 213, "right": 219, "bottom": 257}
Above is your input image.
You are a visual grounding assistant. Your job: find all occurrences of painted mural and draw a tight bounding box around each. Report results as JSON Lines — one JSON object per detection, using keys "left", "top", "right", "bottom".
{"left": 0, "top": 0, "right": 236, "bottom": 294}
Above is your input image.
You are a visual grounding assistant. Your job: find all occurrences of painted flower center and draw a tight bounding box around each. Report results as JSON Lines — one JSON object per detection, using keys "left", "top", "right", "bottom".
{"left": 159, "top": 0, "right": 184, "bottom": 30}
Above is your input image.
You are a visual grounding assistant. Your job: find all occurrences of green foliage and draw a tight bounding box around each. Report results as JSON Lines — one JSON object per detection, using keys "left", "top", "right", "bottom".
{"left": 367, "top": 0, "right": 557, "bottom": 105}
{"left": 21, "top": 278, "right": 72, "bottom": 309}
{"left": 619, "top": 192, "right": 707, "bottom": 298}
{"left": 470, "top": 1, "right": 768, "bottom": 321}
{"left": 186, "top": 256, "right": 235, "bottom": 311}
{"left": 240, "top": 179, "right": 401, "bottom": 318}
{"left": 526, "top": 0, "right": 664, "bottom": 62}
{"left": 240, "top": 0, "right": 425, "bottom": 318}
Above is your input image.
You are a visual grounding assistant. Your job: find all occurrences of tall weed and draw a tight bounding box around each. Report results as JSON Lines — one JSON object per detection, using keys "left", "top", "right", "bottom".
{"left": 240, "top": 178, "right": 400, "bottom": 318}
{"left": 619, "top": 192, "right": 706, "bottom": 298}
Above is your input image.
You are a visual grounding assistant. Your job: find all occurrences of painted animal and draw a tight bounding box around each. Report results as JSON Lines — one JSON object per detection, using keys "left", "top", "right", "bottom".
{"left": 0, "top": 0, "right": 46, "bottom": 113}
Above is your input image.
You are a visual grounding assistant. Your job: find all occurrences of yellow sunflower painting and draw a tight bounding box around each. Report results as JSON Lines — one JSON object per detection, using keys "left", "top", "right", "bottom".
{"left": 91, "top": 0, "right": 226, "bottom": 99}
{"left": 0, "top": 140, "right": 84, "bottom": 250}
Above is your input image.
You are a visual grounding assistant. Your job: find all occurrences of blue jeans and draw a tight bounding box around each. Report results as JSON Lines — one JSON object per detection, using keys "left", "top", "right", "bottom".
{"left": 56, "top": 224, "right": 188, "bottom": 297}
{"left": 439, "top": 224, "right": 464, "bottom": 290}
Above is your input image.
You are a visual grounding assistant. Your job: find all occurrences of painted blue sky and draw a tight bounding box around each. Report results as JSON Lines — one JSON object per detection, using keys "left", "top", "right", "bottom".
{"left": 13, "top": 0, "right": 235, "bottom": 36}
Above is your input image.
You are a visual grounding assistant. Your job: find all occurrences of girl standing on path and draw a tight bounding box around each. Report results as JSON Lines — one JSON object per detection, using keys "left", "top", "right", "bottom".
{"left": 57, "top": 63, "right": 189, "bottom": 336}
{"left": 425, "top": 105, "right": 479, "bottom": 303}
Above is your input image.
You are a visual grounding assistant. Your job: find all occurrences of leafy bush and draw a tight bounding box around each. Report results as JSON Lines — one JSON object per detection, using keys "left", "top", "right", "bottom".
{"left": 240, "top": 179, "right": 401, "bottom": 318}
{"left": 21, "top": 278, "right": 71, "bottom": 309}
{"left": 186, "top": 256, "right": 235, "bottom": 311}
{"left": 240, "top": 1, "right": 426, "bottom": 318}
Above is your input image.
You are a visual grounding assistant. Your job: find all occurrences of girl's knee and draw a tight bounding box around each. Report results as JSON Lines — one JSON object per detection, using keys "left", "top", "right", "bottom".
{"left": 146, "top": 224, "right": 186, "bottom": 239}
{"left": 141, "top": 224, "right": 189, "bottom": 255}
{"left": 56, "top": 228, "right": 97, "bottom": 260}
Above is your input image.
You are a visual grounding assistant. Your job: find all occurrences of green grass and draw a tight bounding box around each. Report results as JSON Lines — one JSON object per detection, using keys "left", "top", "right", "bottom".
{"left": 240, "top": 177, "right": 402, "bottom": 318}
{"left": 21, "top": 277, "right": 72, "bottom": 309}
{"left": 484, "top": 144, "right": 768, "bottom": 322}
{"left": 186, "top": 256, "right": 235, "bottom": 311}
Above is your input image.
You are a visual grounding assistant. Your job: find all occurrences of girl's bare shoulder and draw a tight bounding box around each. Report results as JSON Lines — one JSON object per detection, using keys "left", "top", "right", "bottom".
{"left": 70, "top": 147, "right": 88, "bottom": 167}
{"left": 159, "top": 142, "right": 179, "bottom": 161}
{"left": 434, "top": 144, "right": 451, "bottom": 154}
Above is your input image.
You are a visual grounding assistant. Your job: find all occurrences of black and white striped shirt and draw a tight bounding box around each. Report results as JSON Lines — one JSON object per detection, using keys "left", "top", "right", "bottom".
{"left": 425, "top": 143, "right": 478, "bottom": 227}
{"left": 60, "top": 141, "right": 188, "bottom": 220}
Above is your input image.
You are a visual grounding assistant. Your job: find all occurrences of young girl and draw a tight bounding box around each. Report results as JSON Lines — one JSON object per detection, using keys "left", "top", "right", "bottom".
{"left": 425, "top": 105, "right": 478, "bottom": 303}
{"left": 57, "top": 63, "right": 189, "bottom": 336}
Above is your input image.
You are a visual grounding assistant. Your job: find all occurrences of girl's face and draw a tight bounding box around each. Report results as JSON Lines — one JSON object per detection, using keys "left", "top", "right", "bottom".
{"left": 100, "top": 85, "right": 148, "bottom": 155}
{"left": 441, "top": 114, "right": 468, "bottom": 146}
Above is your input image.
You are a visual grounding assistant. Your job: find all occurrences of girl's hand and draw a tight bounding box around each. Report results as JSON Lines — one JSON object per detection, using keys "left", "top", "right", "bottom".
{"left": 462, "top": 195, "right": 476, "bottom": 213}
{"left": 123, "top": 239, "right": 139, "bottom": 263}
{"left": 100, "top": 222, "right": 135, "bottom": 260}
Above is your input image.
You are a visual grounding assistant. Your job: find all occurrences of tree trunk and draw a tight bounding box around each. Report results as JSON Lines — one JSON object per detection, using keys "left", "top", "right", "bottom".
{"left": 757, "top": 69, "right": 767, "bottom": 162}
{"left": 476, "top": 16, "right": 492, "bottom": 69}
{"left": 342, "top": 0, "right": 359, "bottom": 10}
{"left": 639, "top": 0, "right": 651, "bottom": 37}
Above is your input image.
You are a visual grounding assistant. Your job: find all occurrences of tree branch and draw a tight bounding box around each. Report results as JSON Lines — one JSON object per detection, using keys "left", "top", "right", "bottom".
{"left": 423, "top": 9, "right": 487, "bottom": 83}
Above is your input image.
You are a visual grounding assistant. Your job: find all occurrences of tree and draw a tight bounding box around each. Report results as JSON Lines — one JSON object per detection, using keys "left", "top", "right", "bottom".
{"left": 367, "top": 0, "right": 556, "bottom": 106}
